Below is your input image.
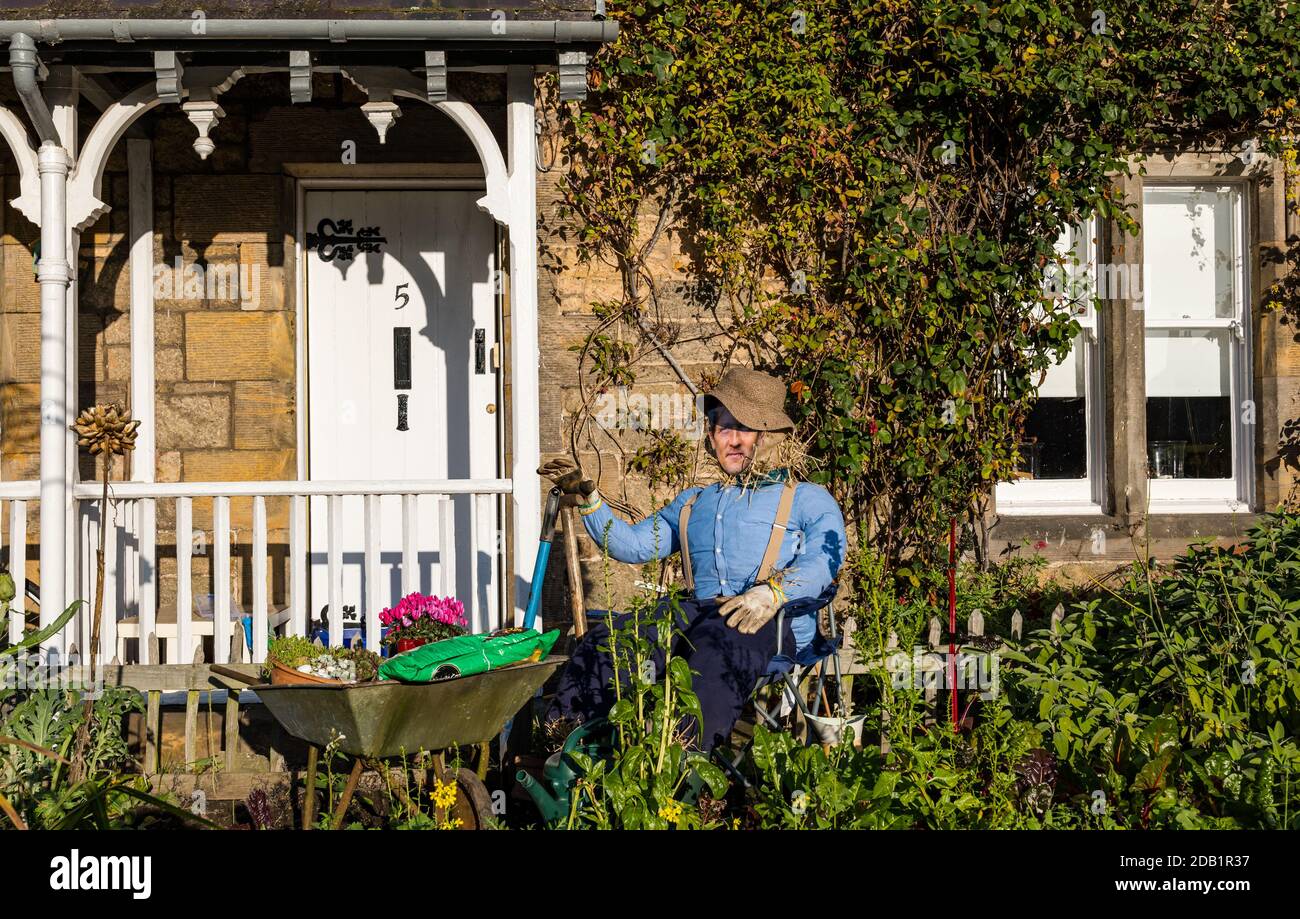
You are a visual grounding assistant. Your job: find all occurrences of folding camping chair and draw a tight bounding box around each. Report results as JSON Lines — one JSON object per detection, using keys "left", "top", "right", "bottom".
{"left": 714, "top": 586, "right": 864, "bottom": 785}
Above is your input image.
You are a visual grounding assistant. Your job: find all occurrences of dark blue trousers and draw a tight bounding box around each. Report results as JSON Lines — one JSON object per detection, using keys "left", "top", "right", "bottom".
{"left": 545, "top": 596, "right": 795, "bottom": 751}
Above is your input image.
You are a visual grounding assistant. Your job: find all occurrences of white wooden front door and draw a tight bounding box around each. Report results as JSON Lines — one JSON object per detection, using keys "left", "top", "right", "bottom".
{"left": 305, "top": 189, "right": 501, "bottom": 635}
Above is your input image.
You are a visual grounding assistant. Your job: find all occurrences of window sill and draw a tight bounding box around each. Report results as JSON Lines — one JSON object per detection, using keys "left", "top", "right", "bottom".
{"left": 995, "top": 502, "right": 1106, "bottom": 517}
{"left": 1145, "top": 500, "right": 1252, "bottom": 515}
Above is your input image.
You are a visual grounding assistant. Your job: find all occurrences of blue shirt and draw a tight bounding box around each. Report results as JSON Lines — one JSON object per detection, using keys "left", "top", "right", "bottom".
{"left": 578, "top": 472, "right": 847, "bottom": 653}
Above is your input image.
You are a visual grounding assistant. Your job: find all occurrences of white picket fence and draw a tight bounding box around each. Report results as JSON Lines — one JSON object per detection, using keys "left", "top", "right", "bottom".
{"left": 0, "top": 479, "right": 510, "bottom": 667}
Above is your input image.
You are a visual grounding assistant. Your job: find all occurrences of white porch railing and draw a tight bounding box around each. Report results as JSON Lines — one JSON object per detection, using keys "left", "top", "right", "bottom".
{"left": 0, "top": 479, "right": 510, "bottom": 667}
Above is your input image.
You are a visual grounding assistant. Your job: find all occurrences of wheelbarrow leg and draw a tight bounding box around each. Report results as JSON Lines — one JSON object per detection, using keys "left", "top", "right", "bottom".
{"left": 477, "top": 741, "right": 491, "bottom": 782}
{"left": 332, "top": 757, "right": 365, "bottom": 830}
{"left": 303, "top": 744, "right": 318, "bottom": 830}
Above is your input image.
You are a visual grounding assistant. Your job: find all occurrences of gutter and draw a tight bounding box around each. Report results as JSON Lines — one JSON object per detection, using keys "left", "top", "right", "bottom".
{"left": 0, "top": 19, "right": 619, "bottom": 45}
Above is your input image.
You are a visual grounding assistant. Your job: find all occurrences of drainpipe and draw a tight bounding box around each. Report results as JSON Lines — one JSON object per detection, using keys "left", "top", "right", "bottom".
{"left": 11, "top": 33, "right": 70, "bottom": 654}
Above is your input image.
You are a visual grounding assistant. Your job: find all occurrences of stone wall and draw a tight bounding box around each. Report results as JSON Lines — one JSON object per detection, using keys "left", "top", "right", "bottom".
{"left": 533, "top": 97, "right": 727, "bottom": 617}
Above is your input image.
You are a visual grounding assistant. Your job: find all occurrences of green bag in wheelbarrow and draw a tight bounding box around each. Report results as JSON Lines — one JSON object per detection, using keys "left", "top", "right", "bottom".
{"left": 379, "top": 628, "right": 561, "bottom": 683}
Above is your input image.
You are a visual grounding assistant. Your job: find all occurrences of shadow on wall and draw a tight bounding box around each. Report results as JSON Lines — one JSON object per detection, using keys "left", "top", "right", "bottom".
{"left": 1263, "top": 228, "right": 1300, "bottom": 503}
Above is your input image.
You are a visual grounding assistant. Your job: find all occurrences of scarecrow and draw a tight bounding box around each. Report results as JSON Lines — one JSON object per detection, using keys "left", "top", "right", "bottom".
{"left": 539, "top": 367, "right": 847, "bottom": 751}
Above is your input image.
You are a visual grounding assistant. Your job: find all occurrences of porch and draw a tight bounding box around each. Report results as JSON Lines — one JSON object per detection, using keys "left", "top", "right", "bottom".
{"left": 0, "top": 15, "right": 618, "bottom": 665}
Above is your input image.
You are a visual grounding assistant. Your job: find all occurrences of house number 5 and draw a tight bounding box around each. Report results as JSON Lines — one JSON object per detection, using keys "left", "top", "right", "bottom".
{"left": 394, "top": 283, "right": 409, "bottom": 310}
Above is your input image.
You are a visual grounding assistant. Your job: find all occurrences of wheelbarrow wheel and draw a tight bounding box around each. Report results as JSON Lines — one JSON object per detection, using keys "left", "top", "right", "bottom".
{"left": 432, "top": 765, "right": 495, "bottom": 830}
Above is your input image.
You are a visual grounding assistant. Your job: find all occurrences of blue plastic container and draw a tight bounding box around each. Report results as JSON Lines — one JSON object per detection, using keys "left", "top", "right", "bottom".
{"left": 309, "top": 625, "right": 364, "bottom": 649}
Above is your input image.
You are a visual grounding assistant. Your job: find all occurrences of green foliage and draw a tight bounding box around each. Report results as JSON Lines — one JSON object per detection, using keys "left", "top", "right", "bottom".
{"left": 732, "top": 515, "right": 1300, "bottom": 830}
{"left": 0, "top": 602, "right": 83, "bottom": 658}
{"left": 1002, "top": 512, "right": 1300, "bottom": 828}
{"left": 264, "top": 635, "right": 320, "bottom": 671}
{"left": 626, "top": 428, "right": 696, "bottom": 491}
{"left": 747, "top": 725, "right": 904, "bottom": 828}
{"left": 565, "top": 584, "right": 729, "bottom": 829}
{"left": 0, "top": 685, "right": 213, "bottom": 829}
{"left": 560, "top": 0, "right": 1300, "bottom": 570}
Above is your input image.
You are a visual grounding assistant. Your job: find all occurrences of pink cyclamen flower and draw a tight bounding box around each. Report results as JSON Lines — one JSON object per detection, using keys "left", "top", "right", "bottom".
{"left": 380, "top": 594, "right": 466, "bottom": 638}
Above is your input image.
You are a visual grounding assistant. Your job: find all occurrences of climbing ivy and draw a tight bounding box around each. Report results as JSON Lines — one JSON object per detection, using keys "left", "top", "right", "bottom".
{"left": 554, "top": 0, "right": 1300, "bottom": 578}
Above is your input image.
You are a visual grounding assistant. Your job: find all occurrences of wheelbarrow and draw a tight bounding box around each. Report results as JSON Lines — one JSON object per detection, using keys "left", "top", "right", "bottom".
{"left": 208, "top": 487, "right": 575, "bottom": 829}
{"left": 215, "top": 656, "right": 565, "bottom": 828}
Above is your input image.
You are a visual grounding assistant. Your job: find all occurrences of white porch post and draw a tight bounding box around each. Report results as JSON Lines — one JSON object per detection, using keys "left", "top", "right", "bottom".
{"left": 128, "top": 138, "right": 157, "bottom": 661}
{"left": 47, "top": 66, "right": 79, "bottom": 649}
{"left": 36, "top": 139, "right": 71, "bottom": 650}
{"left": 507, "top": 66, "right": 541, "bottom": 628}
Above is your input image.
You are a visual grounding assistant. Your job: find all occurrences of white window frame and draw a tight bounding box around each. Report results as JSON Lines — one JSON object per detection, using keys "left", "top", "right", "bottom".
{"left": 1141, "top": 182, "right": 1254, "bottom": 514}
{"left": 997, "top": 219, "right": 1107, "bottom": 516}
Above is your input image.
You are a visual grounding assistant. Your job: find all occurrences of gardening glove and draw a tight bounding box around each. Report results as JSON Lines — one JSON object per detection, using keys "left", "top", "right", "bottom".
{"left": 718, "top": 583, "right": 781, "bottom": 635}
{"left": 538, "top": 457, "right": 597, "bottom": 498}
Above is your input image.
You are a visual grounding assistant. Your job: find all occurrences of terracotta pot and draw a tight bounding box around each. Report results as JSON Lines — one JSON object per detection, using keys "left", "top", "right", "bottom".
{"left": 269, "top": 659, "right": 344, "bottom": 686}
{"left": 393, "top": 637, "right": 431, "bottom": 655}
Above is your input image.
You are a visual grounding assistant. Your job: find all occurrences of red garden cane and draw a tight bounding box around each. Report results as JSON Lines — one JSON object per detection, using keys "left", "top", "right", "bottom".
{"left": 949, "top": 516, "right": 958, "bottom": 732}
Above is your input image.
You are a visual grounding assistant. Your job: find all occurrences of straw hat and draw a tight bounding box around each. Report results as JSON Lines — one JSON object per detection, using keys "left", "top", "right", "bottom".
{"left": 706, "top": 367, "right": 795, "bottom": 433}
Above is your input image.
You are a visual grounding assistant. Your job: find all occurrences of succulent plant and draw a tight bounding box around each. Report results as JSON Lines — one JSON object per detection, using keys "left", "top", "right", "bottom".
{"left": 265, "top": 635, "right": 379, "bottom": 682}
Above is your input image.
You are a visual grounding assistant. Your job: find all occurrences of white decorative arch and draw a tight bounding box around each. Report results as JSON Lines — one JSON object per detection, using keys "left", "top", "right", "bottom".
{"left": 68, "top": 68, "right": 512, "bottom": 232}
{"left": 0, "top": 106, "right": 41, "bottom": 224}
{"left": 340, "top": 67, "right": 510, "bottom": 225}
{"left": 68, "top": 82, "right": 165, "bottom": 232}
{"left": 69, "top": 68, "right": 249, "bottom": 232}
{"left": 425, "top": 95, "right": 511, "bottom": 224}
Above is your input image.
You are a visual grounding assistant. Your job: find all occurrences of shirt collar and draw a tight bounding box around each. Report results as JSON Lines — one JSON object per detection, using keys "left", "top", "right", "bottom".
{"left": 729, "top": 466, "right": 790, "bottom": 488}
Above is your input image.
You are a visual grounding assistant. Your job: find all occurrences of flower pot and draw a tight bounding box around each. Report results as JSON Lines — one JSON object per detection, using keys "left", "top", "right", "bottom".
{"left": 393, "top": 637, "right": 431, "bottom": 655}
{"left": 269, "top": 658, "right": 344, "bottom": 686}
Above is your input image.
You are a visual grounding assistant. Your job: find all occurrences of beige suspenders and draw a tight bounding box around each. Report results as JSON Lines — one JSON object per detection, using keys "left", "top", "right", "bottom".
{"left": 678, "top": 476, "right": 797, "bottom": 596}
{"left": 678, "top": 494, "right": 700, "bottom": 593}
{"left": 756, "top": 476, "right": 798, "bottom": 583}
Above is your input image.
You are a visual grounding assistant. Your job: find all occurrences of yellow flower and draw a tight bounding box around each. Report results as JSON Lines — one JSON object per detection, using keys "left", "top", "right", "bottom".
{"left": 432, "top": 779, "right": 458, "bottom": 810}
{"left": 657, "top": 801, "right": 684, "bottom": 823}
{"left": 731, "top": 817, "right": 741, "bottom": 830}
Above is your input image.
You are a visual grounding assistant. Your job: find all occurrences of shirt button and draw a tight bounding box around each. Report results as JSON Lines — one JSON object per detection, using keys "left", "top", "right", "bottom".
{"left": 716, "top": 514, "right": 721, "bottom": 520}
{"left": 721, "top": 579, "right": 728, "bottom": 587}
{"left": 714, "top": 548, "right": 721, "bottom": 554}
